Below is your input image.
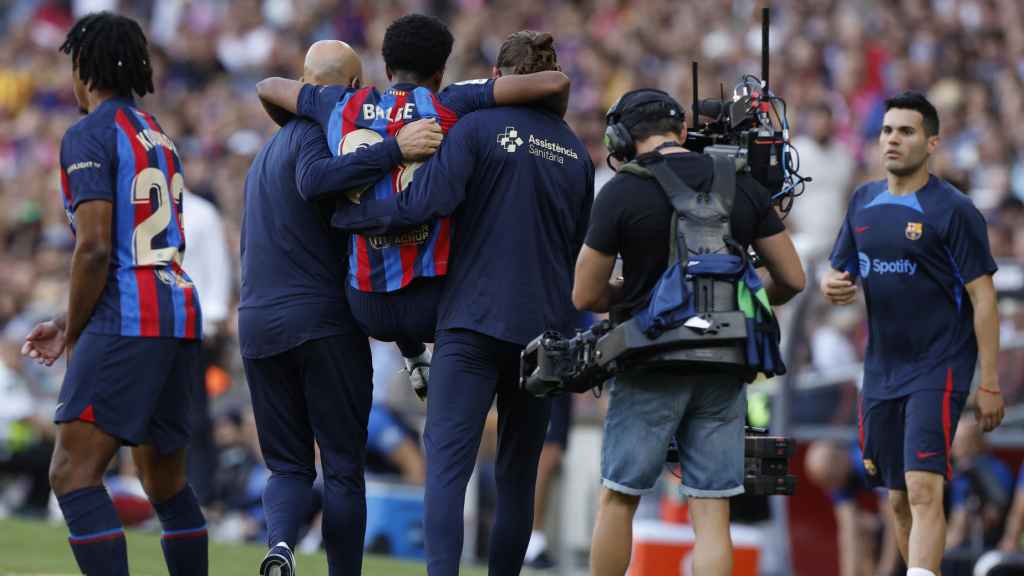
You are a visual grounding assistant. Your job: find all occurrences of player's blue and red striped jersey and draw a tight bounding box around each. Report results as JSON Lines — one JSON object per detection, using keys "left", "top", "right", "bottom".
{"left": 829, "top": 176, "right": 996, "bottom": 399}
{"left": 59, "top": 97, "right": 201, "bottom": 339}
{"left": 297, "top": 79, "right": 495, "bottom": 292}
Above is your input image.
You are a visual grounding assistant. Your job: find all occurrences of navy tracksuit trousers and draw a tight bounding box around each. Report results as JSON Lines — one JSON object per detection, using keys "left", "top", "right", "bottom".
{"left": 424, "top": 328, "right": 552, "bottom": 575}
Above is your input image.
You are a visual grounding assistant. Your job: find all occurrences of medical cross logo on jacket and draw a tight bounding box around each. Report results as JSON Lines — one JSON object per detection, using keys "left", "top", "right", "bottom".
{"left": 497, "top": 126, "right": 523, "bottom": 152}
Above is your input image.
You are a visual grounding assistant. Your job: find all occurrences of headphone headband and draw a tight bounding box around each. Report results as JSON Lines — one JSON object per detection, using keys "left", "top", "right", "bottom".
{"left": 606, "top": 89, "right": 684, "bottom": 125}
{"left": 604, "top": 89, "right": 685, "bottom": 163}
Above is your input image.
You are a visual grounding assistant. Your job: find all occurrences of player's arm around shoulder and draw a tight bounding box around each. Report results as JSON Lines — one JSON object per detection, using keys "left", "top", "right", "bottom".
{"left": 492, "top": 71, "right": 571, "bottom": 116}
{"left": 256, "top": 77, "right": 304, "bottom": 125}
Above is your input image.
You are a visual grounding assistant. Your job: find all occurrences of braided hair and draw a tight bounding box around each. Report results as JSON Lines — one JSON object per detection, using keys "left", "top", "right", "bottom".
{"left": 496, "top": 31, "right": 559, "bottom": 75}
{"left": 60, "top": 12, "right": 154, "bottom": 99}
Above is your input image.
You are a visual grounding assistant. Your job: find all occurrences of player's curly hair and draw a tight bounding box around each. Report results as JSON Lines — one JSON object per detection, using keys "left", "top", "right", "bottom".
{"left": 496, "top": 31, "right": 559, "bottom": 75}
{"left": 60, "top": 12, "right": 154, "bottom": 99}
{"left": 382, "top": 14, "right": 454, "bottom": 82}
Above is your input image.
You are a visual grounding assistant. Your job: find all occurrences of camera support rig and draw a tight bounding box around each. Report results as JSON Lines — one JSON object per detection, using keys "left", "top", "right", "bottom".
{"left": 686, "top": 7, "right": 810, "bottom": 217}
{"left": 519, "top": 8, "right": 800, "bottom": 497}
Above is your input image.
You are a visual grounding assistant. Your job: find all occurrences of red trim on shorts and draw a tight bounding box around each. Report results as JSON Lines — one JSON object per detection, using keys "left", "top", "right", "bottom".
{"left": 942, "top": 367, "right": 954, "bottom": 480}
{"left": 857, "top": 395, "right": 864, "bottom": 452}
{"left": 79, "top": 404, "right": 96, "bottom": 423}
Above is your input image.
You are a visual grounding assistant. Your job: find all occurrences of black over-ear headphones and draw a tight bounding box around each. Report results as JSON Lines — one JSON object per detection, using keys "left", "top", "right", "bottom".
{"left": 604, "top": 89, "right": 685, "bottom": 162}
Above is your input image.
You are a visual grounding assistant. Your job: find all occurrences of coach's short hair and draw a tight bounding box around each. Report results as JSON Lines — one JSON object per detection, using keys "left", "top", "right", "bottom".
{"left": 382, "top": 14, "right": 454, "bottom": 81}
{"left": 60, "top": 12, "right": 154, "bottom": 98}
{"left": 884, "top": 91, "right": 940, "bottom": 136}
{"left": 496, "top": 31, "right": 559, "bottom": 75}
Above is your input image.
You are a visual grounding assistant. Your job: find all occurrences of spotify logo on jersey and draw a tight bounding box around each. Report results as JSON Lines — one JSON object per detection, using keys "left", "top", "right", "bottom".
{"left": 858, "top": 252, "right": 918, "bottom": 277}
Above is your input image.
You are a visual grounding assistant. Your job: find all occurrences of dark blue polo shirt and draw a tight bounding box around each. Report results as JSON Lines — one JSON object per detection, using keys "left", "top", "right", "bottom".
{"left": 238, "top": 118, "right": 401, "bottom": 358}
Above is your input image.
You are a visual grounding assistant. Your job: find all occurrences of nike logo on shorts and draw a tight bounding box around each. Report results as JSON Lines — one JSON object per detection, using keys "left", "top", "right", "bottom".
{"left": 916, "top": 450, "right": 941, "bottom": 459}
{"left": 855, "top": 226, "right": 870, "bottom": 233}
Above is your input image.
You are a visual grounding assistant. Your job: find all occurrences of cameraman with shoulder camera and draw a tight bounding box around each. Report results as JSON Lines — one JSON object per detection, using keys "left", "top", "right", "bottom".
{"left": 575, "top": 89, "right": 805, "bottom": 576}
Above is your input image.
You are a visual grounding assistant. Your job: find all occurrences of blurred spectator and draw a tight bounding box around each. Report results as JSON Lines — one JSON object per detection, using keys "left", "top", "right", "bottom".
{"left": 208, "top": 409, "right": 268, "bottom": 543}
{"left": 805, "top": 440, "right": 902, "bottom": 576}
{"left": 0, "top": 350, "right": 54, "bottom": 517}
{"left": 946, "top": 411, "right": 1014, "bottom": 553}
{"left": 182, "top": 189, "right": 232, "bottom": 342}
{"left": 366, "top": 339, "right": 426, "bottom": 485}
{"left": 181, "top": 187, "right": 233, "bottom": 504}
{"left": 789, "top": 101, "right": 856, "bottom": 259}
{"left": 999, "top": 462, "right": 1024, "bottom": 552}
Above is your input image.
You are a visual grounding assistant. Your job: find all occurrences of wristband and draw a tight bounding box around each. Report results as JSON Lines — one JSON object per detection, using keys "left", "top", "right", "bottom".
{"left": 978, "top": 386, "right": 1001, "bottom": 395}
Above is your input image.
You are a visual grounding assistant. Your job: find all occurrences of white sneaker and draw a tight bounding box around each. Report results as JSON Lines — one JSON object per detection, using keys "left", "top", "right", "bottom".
{"left": 403, "top": 348, "right": 431, "bottom": 401}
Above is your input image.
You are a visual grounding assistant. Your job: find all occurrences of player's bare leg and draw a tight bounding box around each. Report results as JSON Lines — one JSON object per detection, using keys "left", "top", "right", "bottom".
{"left": 906, "top": 470, "right": 945, "bottom": 574}
{"left": 132, "top": 445, "right": 188, "bottom": 501}
{"left": 590, "top": 487, "right": 639, "bottom": 576}
{"left": 689, "top": 497, "right": 733, "bottom": 576}
{"left": 49, "top": 420, "right": 120, "bottom": 496}
{"left": 134, "top": 445, "right": 209, "bottom": 576}
{"left": 889, "top": 489, "right": 912, "bottom": 563}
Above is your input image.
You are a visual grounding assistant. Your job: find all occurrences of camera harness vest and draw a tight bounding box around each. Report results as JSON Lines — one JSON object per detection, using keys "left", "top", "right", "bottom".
{"left": 605, "top": 150, "right": 786, "bottom": 381}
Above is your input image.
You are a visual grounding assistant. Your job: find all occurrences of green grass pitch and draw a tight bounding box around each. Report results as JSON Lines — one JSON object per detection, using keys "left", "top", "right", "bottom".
{"left": 0, "top": 517, "right": 488, "bottom": 575}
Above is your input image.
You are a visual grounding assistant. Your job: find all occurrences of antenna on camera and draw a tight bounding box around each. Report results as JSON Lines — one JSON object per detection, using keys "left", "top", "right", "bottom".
{"left": 762, "top": 7, "right": 770, "bottom": 92}
{"left": 691, "top": 61, "right": 699, "bottom": 126}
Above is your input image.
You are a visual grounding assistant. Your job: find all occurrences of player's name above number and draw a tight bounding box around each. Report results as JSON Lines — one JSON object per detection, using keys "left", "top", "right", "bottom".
{"left": 363, "top": 102, "right": 418, "bottom": 123}
{"left": 135, "top": 128, "right": 178, "bottom": 155}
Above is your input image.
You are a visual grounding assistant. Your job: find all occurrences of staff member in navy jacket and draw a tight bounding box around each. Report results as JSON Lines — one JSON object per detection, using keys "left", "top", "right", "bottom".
{"left": 239, "top": 40, "right": 442, "bottom": 576}
{"left": 332, "top": 31, "right": 593, "bottom": 576}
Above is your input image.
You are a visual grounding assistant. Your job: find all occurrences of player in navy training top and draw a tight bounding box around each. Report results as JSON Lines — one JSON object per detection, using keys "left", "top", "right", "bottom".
{"left": 256, "top": 14, "right": 570, "bottom": 400}
{"left": 822, "top": 91, "right": 1003, "bottom": 576}
{"left": 333, "top": 31, "right": 593, "bottom": 576}
{"left": 20, "top": 13, "right": 207, "bottom": 576}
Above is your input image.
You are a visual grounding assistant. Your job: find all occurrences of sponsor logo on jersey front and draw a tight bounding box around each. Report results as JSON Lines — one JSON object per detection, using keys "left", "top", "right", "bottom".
{"left": 858, "top": 251, "right": 917, "bottom": 277}
{"left": 367, "top": 224, "right": 432, "bottom": 249}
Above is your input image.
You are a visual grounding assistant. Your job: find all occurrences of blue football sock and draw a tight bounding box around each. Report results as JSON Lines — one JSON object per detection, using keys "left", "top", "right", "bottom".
{"left": 57, "top": 486, "right": 128, "bottom": 576}
{"left": 154, "top": 485, "right": 208, "bottom": 576}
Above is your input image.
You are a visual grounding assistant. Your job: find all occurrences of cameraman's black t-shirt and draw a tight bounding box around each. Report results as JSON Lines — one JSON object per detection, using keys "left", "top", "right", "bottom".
{"left": 585, "top": 152, "right": 786, "bottom": 314}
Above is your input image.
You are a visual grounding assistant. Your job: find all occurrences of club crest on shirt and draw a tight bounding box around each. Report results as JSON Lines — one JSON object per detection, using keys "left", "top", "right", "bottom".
{"left": 905, "top": 222, "right": 922, "bottom": 241}
{"left": 863, "top": 459, "right": 877, "bottom": 476}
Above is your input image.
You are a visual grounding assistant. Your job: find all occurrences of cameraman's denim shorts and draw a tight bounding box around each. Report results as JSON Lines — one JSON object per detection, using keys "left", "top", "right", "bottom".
{"left": 601, "top": 368, "right": 746, "bottom": 498}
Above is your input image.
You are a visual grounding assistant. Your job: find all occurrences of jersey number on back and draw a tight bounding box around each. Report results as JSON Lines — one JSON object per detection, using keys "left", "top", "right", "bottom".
{"left": 131, "top": 167, "right": 183, "bottom": 267}
{"left": 339, "top": 128, "right": 421, "bottom": 201}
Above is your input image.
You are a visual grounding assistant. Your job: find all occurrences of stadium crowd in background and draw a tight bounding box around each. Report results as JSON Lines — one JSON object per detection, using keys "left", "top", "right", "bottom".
{"left": 3, "top": 0, "right": 1024, "bottom": 571}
